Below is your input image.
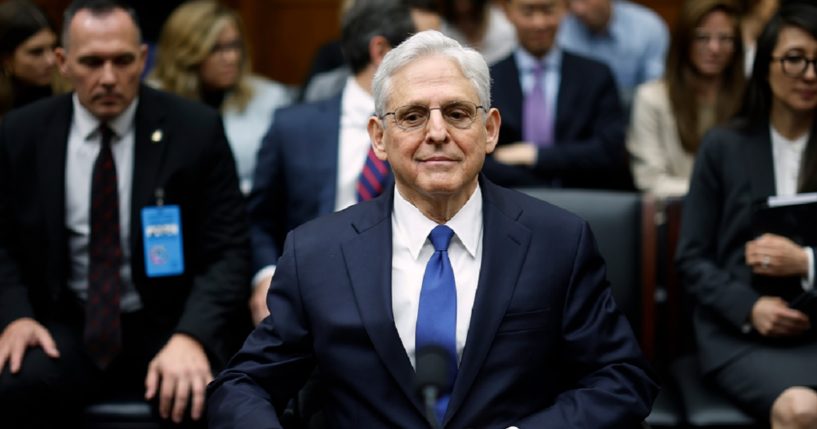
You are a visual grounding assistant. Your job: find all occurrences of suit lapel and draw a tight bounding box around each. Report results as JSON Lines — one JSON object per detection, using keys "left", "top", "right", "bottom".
{"left": 555, "top": 53, "right": 579, "bottom": 141}
{"left": 39, "top": 95, "right": 73, "bottom": 294}
{"left": 319, "top": 95, "right": 342, "bottom": 214}
{"left": 492, "top": 56, "right": 524, "bottom": 140}
{"left": 444, "top": 179, "right": 532, "bottom": 424}
{"left": 340, "top": 188, "right": 423, "bottom": 413}
{"left": 743, "top": 123, "right": 776, "bottom": 202}
{"left": 131, "top": 86, "right": 169, "bottom": 235}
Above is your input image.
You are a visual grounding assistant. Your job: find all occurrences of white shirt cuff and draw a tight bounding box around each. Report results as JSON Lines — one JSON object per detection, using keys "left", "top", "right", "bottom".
{"left": 252, "top": 265, "right": 277, "bottom": 290}
{"left": 802, "top": 247, "right": 814, "bottom": 291}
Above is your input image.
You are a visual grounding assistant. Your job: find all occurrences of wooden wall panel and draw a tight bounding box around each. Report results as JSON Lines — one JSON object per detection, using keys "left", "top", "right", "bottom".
{"left": 236, "top": 0, "right": 342, "bottom": 85}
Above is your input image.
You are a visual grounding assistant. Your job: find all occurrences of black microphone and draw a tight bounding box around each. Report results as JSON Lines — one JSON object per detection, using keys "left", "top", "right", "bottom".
{"left": 414, "top": 345, "right": 451, "bottom": 429}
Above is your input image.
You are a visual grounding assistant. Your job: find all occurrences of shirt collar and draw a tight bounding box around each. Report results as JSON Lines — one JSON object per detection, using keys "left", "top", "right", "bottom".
{"left": 341, "top": 75, "right": 375, "bottom": 119}
{"left": 393, "top": 183, "right": 483, "bottom": 260}
{"left": 514, "top": 46, "right": 562, "bottom": 74}
{"left": 72, "top": 93, "right": 138, "bottom": 142}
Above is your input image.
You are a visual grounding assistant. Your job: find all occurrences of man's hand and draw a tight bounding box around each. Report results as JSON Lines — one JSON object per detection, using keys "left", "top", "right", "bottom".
{"left": 144, "top": 333, "right": 212, "bottom": 423}
{"left": 750, "top": 296, "right": 811, "bottom": 337}
{"left": 492, "top": 143, "right": 537, "bottom": 167}
{"left": 745, "top": 233, "right": 809, "bottom": 277}
{"left": 0, "top": 317, "right": 60, "bottom": 375}
{"left": 250, "top": 274, "right": 273, "bottom": 326}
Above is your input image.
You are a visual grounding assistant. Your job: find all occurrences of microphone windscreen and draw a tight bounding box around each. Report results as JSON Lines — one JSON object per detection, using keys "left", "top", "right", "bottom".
{"left": 414, "top": 345, "right": 451, "bottom": 394}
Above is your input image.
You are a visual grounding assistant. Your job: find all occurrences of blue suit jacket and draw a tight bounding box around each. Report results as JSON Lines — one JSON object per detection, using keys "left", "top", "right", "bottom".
{"left": 484, "top": 51, "right": 632, "bottom": 189}
{"left": 248, "top": 95, "right": 343, "bottom": 272}
{"left": 209, "top": 177, "right": 658, "bottom": 428}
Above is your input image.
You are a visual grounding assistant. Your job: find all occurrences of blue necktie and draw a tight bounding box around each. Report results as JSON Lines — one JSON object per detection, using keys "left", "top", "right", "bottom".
{"left": 523, "top": 63, "right": 553, "bottom": 147}
{"left": 416, "top": 225, "right": 457, "bottom": 423}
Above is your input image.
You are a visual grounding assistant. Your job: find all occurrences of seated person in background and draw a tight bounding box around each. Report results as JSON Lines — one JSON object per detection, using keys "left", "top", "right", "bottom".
{"left": 677, "top": 4, "right": 817, "bottom": 427}
{"left": 0, "top": 0, "right": 249, "bottom": 426}
{"left": 207, "top": 29, "right": 658, "bottom": 428}
{"left": 248, "top": 0, "right": 416, "bottom": 325}
{"left": 485, "top": 0, "right": 631, "bottom": 190}
{"left": 557, "top": 0, "right": 669, "bottom": 110}
{"left": 439, "top": 0, "right": 518, "bottom": 65}
{"left": 0, "top": 0, "right": 61, "bottom": 119}
{"left": 301, "top": 0, "right": 441, "bottom": 103}
{"left": 150, "top": 0, "right": 295, "bottom": 194}
{"left": 627, "top": 0, "right": 745, "bottom": 198}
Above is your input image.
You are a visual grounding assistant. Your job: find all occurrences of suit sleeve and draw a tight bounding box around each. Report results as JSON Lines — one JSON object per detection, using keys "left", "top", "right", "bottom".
{"left": 0, "top": 117, "right": 35, "bottom": 328}
{"left": 247, "top": 117, "right": 286, "bottom": 274}
{"left": 515, "top": 221, "right": 659, "bottom": 427}
{"left": 207, "top": 231, "right": 315, "bottom": 429}
{"left": 532, "top": 64, "right": 626, "bottom": 178}
{"left": 174, "top": 115, "right": 251, "bottom": 361}
{"left": 626, "top": 83, "right": 689, "bottom": 197}
{"left": 675, "top": 134, "right": 759, "bottom": 329}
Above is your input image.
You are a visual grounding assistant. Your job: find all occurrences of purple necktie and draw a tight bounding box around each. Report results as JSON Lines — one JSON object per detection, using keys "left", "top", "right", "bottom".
{"left": 85, "top": 124, "right": 123, "bottom": 369}
{"left": 523, "top": 63, "right": 552, "bottom": 147}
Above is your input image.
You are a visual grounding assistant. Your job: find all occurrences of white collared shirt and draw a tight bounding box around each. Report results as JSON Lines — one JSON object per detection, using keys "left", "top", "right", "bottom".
{"left": 391, "top": 184, "right": 484, "bottom": 368}
{"left": 65, "top": 95, "right": 142, "bottom": 311}
{"left": 335, "top": 76, "right": 376, "bottom": 211}
{"left": 770, "top": 125, "right": 814, "bottom": 289}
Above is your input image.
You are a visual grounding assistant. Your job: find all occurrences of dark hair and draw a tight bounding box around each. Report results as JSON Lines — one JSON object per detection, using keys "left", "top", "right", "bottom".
{"left": 737, "top": 4, "right": 817, "bottom": 192}
{"left": 0, "top": 0, "right": 52, "bottom": 57}
{"left": 341, "top": 0, "right": 416, "bottom": 74}
{"left": 666, "top": 0, "right": 745, "bottom": 154}
{"left": 404, "top": 0, "right": 441, "bottom": 13}
{"left": 62, "top": 0, "right": 141, "bottom": 49}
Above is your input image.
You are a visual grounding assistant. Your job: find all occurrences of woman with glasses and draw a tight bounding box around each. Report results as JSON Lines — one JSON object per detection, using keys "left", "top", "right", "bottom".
{"left": 677, "top": 4, "right": 817, "bottom": 427}
{"left": 150, "top": 0, "right": 294, "bottom": 194}
{"left": 627, "top": 0, "right": 745, "bottom": 197}
{"left": 0, "top": 0, "right": 60, "bottom": 119}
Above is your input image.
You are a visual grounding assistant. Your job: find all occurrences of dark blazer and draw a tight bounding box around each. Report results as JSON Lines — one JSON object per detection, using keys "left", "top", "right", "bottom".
{"left": 485, "top": 50, "right": 631, "bottom": 189}
{"left": 208, "top": 177, "right": 658, "bottom": 428}
{"left": 676, "top": 122, "right": 816, "bottom": 374}
{"left": 0, "top": 85, "right": 250, "bottom": 366}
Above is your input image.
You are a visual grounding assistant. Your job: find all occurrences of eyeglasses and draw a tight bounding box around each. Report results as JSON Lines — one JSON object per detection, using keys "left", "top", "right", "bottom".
{"left": 380, "top": 101, "right": 486, "bottom": 131}
{"left": 210, "top": 40, "right": 243, "bottom": 56}
{"left": 692, "top": 32, "right": 736, "bottom": 47}
{"left": 772, "top": 54, "right": 817, "bottom": 78}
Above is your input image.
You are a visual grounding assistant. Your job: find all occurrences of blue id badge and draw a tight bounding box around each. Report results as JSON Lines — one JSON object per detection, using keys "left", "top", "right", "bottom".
{"left": 141, "top": 205, "right": 184, "bottom": 277}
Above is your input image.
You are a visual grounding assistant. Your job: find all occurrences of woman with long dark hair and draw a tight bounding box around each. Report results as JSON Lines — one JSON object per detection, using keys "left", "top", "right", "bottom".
{"left": 0, "top": 0, "right": 58, "bottom": 119}
{"left": 627, "top": 0, "right": 745, "bottom": 197}
{"left": 677, "top": 3, "right": 817, "bottom": 427}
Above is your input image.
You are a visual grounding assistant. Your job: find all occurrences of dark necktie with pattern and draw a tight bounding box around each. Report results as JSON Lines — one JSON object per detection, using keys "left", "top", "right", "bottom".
{"left": 356, "top": 146, "right": 390, "bottom": 202}
{"left": 84, "top": 124, "right": 123, "bottom": 369}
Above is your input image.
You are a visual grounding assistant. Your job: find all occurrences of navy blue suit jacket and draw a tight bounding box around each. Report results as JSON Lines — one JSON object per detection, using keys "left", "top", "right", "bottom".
{"left": 248, "top": 95, "right": 343, "bottom": 272}
{"left": 209, "top": 177, "right": 658, "bottom": 428}
{"left": 484, "top": 51, "right": 631, "bottom": 189}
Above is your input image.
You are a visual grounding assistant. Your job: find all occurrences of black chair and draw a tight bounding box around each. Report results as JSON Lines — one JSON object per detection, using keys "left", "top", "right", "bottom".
{"left": 83, "top": 393, "right": 159, "bottom": 429}
{"left": 519, "top": 188, "right": 682, "bottom": 428}
{"left": 661, "top": 197, "right": 761, "bottom": 428}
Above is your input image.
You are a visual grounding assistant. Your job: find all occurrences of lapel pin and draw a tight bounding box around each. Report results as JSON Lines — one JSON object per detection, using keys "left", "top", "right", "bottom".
{"left": 151, "top": 129, "right": 163, "bottom": 143}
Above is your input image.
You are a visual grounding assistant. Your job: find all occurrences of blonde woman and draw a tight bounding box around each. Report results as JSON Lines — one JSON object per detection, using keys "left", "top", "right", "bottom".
{"left": 151, "top": 0, "right": 294, "bottom": 194}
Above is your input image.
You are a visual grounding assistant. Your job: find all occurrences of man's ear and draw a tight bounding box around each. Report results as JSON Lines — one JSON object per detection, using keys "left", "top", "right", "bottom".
{"left": 54, "top": 47, "right": 68, "bottom": 76}
{"left": 484, "top": 107, "right": 501, "bottom": 154}
{"left": 367, "top": 116, "right": 388, "bottom": 161}
{"left": 369, "top": 35, "right": 391, "bottom": 68}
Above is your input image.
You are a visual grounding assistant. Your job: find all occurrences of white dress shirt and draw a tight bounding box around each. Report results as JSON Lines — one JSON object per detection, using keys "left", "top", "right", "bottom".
{"left": 770, "top": 125, "right": 813, "bottom": 289}
{"left": 391, "top": 184, "right": 483, "bottom": 368}
{"left": 65, "top": 95, "right": 142, "bottom": 311}
{"left": 335, "top": 76, "right": 376, "bottom": 211}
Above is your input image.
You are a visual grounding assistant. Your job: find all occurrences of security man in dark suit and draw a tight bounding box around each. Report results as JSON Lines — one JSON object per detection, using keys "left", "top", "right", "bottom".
{"left": 0, "top": 1, "right": 249, "bottom": 426}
